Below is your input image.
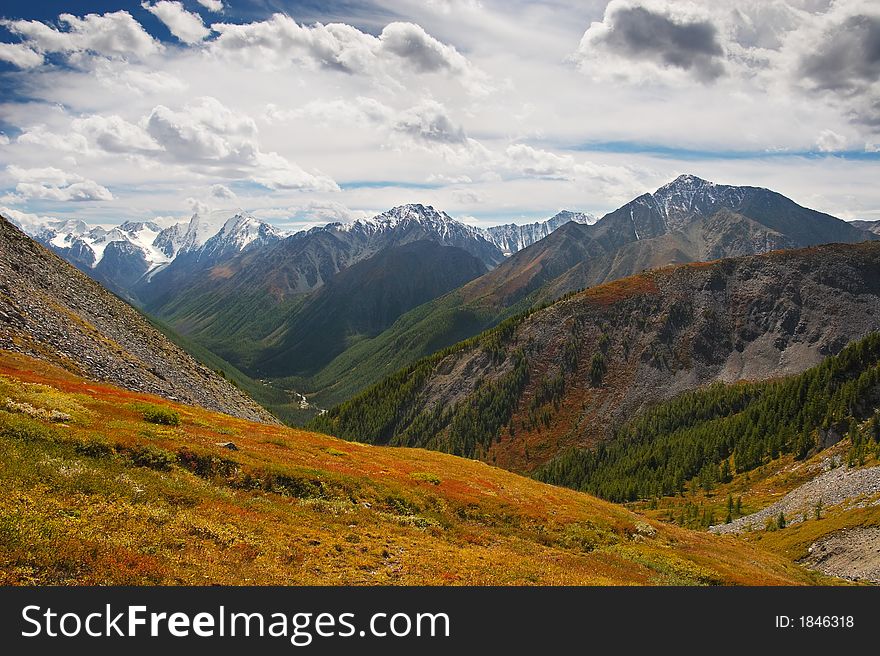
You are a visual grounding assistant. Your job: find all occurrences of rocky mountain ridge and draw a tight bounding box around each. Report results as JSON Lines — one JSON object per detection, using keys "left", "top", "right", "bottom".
{"left": 0, "top": 216, "right": 276, "bottom": 423}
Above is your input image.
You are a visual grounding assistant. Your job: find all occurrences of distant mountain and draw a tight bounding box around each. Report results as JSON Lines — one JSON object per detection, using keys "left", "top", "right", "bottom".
{"left": 33, "top": 209, "right": 280, "bottom": 299}
{"left": 0, "top": 216, "right": 276, "bottom": 423}
{"left": 137, "top": 204, "right": 507, "bottom": 371}
{"left": 481, "top": 210, "right": 597, "bottom": 255}
{"left": 296, "top": 175, "right": 876, "bottom": 407}
{"left": 36, "top": 219, "right": 169, "bottom": 296}
{"left": 257, "top": 240, "right": 490, "bottom": 378}
{"left": 851, "top": 219, "right": 880, "bottom": 236}
{"left": 312, "top": 240, "right": 880, "bottom": 472}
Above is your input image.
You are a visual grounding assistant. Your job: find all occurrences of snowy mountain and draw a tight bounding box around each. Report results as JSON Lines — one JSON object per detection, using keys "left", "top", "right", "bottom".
{"left": 187, "top": 211, "right": 281, "bottom": 263}
{"left": 32, "top": 209, "right": 280, "bottom": 298}
{"left": 482, "top": 210, "right": 597, "bottom": 255}
{"left": 313, "top": 203, "right": 504, "bottom": 267}
{"left": 37, "top": 219, "right": 169, "bottom": 274}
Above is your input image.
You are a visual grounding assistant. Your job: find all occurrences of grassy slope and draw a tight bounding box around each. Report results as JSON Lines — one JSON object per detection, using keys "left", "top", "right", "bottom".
{"left": 145, "top": 314, "right": 318, "bottom": 424}
{"left": 0, "top": 350, "right": 822, "bottom": 586}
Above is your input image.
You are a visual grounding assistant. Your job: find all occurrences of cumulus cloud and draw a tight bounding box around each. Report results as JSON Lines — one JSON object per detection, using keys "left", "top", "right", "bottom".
{"left": 0, "top": 206, "right": 58, "bottom": 234}
{"left": 16, "top": 126, "right": 90, "bottom": 155}
{"left": 209, "top": 14, "right": 487, "bottom": 92}
{"left": 146, "top": 98, "right": 258, "bottom": 163}
{"left": 272, "top": 200, "right": 371, "bottom": 225}
{"left": 7, "top": 166, "right": 113, "bottom": 202}
{"left": 145, "top": 97, "right": 338, "bottom": 191}
{"left": 500, "top": 144, "right": 642, "bottom": 194}
{"left": 379, "top": 22, "right": 473, "bottom": 75}
{"left": 0, "top": 42, "right": 43, "bottom": 68}
{"left": 391, "top": 101, "right": 467, "bottom": 144}
{"left": 286, "top": 97, "right": 467, "bottom": 145}
{"left": 503, "top": 144, "right": 578, "bottom": 178}
{"left": 142, "top": 1, "right": 211, "bottom": 45}
{"left": 0, "top": 11, "right": 161, "bottom": 61}
{"left": 576, "top": 1, "right": 725, "bottom": 82}
{"left": 815, "top": 129, "right": 848, "bottom": 152}
{"left": 72, "top": 115, "right": 162, "bottom": 153}
{"left": 210, "top": 183, "right": 236, "bottom": 200}
{"left": 196, "top": 0, "right": 224, "bottom": 12}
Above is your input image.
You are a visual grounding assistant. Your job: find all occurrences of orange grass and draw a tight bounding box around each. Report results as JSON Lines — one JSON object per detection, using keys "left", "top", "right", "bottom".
{"left": 0, "top": 350, "right": 826, "bottom": 586}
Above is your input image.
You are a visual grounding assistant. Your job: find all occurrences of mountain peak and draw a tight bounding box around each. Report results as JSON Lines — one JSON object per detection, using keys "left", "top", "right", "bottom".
{"left": 655, "top": 174, "right": 713, "bottom": 195}
{"left": 376, "top": 203, "right": 452, "bottom": 224}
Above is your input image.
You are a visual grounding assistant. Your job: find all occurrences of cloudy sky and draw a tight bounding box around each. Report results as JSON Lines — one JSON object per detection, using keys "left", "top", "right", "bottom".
{"left": 0, "top": 0, "right": 878, "bottom": 232}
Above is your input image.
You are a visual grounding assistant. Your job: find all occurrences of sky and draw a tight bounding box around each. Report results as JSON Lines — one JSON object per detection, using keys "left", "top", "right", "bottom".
{"left": 0, "top": 0, "right": 878, "bottom": 233}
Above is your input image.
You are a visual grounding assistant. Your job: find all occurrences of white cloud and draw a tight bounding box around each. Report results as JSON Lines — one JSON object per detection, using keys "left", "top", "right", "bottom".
{"left": 0, "top": 42, "right": 43, "bottom": 68}
{"left": 92, "top": 61, "right": 188, "bottom": 96}
{"left": 146, "top": 98, "right": 257, "bottom": 162}
{"left": 145, "top": 97, "right": 338, "bottom": 191}
{"left": 815, "top": 129, "right": 848, "bottom": 152}
{"left": 1, "top": 11, "right": 161, "bottom": 61}
{"left": 503, "top": 144, "right": 578, "bottom": 177}
{"left": 0, "top": 206, "right": 57, "bottom": 234}
{"left": 7, "top": 166, "right": 113, "bottom": 202}
{"left": 8, "top": 165, "right": 75, "bottom": 186}
{"left": 16, "top": 126, "right": 90, "bottom": 155}
{"left": 208, "top": 14, "right": 487, "bottom": 92}
{"left": 251, "top": 151, "right": 338, "bottom": 192}
{"left": 210, "top": 183, "right": 236, "bottom": 200}
{"left": 1, "top": 3, "right": 879, "bottom": 227}
{"left": 287, "top": 97, "right": 468, "bottom": 147}
{"left": 73, "top": 115, "right": 162, "bottom": 153}
{"left": 266, "top": 200, "right": 372, "bottom": 225}
{"left": 196, "top": 0, "right": 224, "bottom": 12}
{"left": 15, "top": 180, "right": 114, "bottom": 202}
{"left": 142, "top": 2, "right": 211, "bottom": 45}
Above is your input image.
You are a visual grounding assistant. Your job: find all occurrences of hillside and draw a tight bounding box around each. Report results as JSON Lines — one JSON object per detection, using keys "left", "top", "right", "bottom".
{"left": 137, "top": 205, "right": 504, "bottom": 375}
{"left": 294, "top": 176, "right": 875, "bottom": 406}
{"left": 257, "top": 241, "right": 489, "bottom": 377}
{"left": 548, "top": 329, "right": 880, "bottom": 583}
{"left": 536, "top": 331, "right": 880, "bottom": 500}
{"left": 0, "top": 350, "right": 820, "bottom": 585}
{"left": 0, "top": 217, "right": 275, "bottom": 424}
{"left": 311, "top": 241, "right": 880, "bottom": 472}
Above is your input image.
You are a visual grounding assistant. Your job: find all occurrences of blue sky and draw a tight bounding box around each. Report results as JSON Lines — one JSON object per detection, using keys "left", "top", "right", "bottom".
{"left": 1, "top": 1, "right": 879, "bottom": 233}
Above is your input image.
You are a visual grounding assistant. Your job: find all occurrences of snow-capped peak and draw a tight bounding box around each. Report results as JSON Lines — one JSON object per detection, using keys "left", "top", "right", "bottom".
{"left": 481, "top": 210, "right": 598, "bottom": 254}
{"left": 646, "top": 174, "right": 748, "bottom": 228}
{"left": 199, "top": 211, "right": 280, "bottom": 256}
{"left": 337, "top": 204, "right": 456, "bottom": 233}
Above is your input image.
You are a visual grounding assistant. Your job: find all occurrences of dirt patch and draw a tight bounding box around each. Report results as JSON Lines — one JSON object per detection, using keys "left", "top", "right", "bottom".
{"left": 801, "top": 527, "right": 880, "bottom": 584}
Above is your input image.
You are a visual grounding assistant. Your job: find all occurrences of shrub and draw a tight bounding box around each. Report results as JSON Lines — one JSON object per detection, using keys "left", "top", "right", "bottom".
{"left": 127, "top": 445, "right": 176, "bottom": 471}
{"left": 410, "top": 472, "right": 441, "bottom": 485}
{"left": 74, "top": 439, "right": 114, "bottom": 459}
{"left": 177, "top": 447, "right": 237, "bottom": 479}
{"left": 141, "top": 405, "right": 180, "bottom": 426}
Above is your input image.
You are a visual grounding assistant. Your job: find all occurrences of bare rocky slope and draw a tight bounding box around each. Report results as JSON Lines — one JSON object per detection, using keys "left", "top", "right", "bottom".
{"left": 0, "top": 217, "right": 276, "bottom": 423}
{"left": 711, "top": 464, "right": 880, "bottom": 535}
{"left": 314, "top": 241, "right": 880, "bottom": 472}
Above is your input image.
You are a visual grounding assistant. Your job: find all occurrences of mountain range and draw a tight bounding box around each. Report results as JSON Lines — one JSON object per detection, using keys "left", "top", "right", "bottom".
{"left": 5, "top": 172, "right": 880, "bottom": 587}
{"left": 19, "top": 175, "right": 879, "bottom": 415}
{"left": 312, "top": 240, "right": 880, "bottom": 472}
{"left": 281, "top": 175, "right": 876, "bottom": 406}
